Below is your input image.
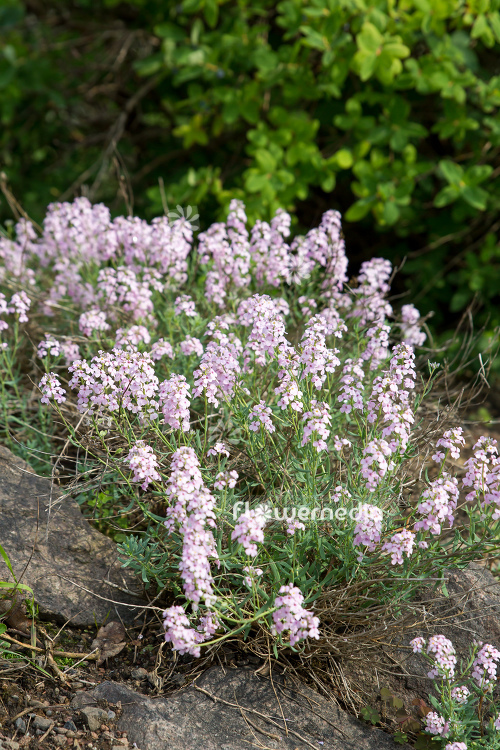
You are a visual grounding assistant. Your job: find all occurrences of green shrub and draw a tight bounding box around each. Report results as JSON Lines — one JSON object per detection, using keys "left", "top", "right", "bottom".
{"left": 1, "top": 0, "right": 500, "bottom": 346}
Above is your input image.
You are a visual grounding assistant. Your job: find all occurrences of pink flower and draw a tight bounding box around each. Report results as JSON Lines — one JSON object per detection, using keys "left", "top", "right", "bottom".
{"left": 79, "top": 309, "right": 110, "bottom": 337}
{"left": 271, "top": 585, "right": 320, "bottom": 647}
{"left": 426, "top": 635, "right": 456, "bottom": 679}
{"left": 174, "top": 294, "right": 197, "bottom": 317}
{"left": 180, "top": 336, "right": 203, "bottom": 357}
{"left": 214, "top": 470, "right": 238, "bottom": 490}
{"left": 243, "top": 566, "right": 263, "bottom": 587}
{"left": 286, "top": 519, "right": 305, "bottom": 535}
{"left": 382, "top": 529, "right": 415, "bottom": 565}
{"left": 301, "top": 400, "right": 331, "bottom": 452}
{"left": 8, "top": 291, "right": 31, "bottom": 322}
{"left": 401, "top": 304, "right": 426, "bottom": 347}
{"left": 471, "top": 642, "right": 500, "bottom": 688}
{"left": 158, "top": 374, "right": 191, "bottom": 432}
{"left": 115, "top": 325, "right": 151, "bottom": 349}
{"left": 164, "top": 447, "right": 218, "bottom": 610}
{"left": 232, "top": 508, "right": 267, "bottom": 558}
{"left": 150, "top": 338, "right": 174, "bottom": 361}
{"left": 353, "top": 504, "right": 383, "bottom": 554}
{"left": 163, "top": 606, "right": 204, "bottom": 657}
{"left": 207, "top": 442, "right": 229, "bottom": 458}
{"left": 39, "top": 373, "right": 66, "bottom": 405}
{"left": 451, "top": 686, "right": 470, "bottom": 704}
{"left": 410, "top": 636, "right": 425, "bottom": 654}
{"left": 37, "top": 335, "right": 61, "bottom": 359}
{"left": 424, "top": 712, "right": 449, "bottom": 737}
{"left": 127, "top": 440, "right": 161, "bottom": 490}
{"left": 249, "top": 401, "right": 275, "bottom": 433}
{"left": 436, "top": 427, "right": 465, "bottom": 460}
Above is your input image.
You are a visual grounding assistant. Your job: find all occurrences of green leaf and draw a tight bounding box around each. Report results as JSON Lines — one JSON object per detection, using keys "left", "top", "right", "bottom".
{"left": 245, "top": 172, "right": 269, "bottom": 192}
{"left": 335, "top": 149, "right": 353, "bottom": 169}
{"left": 345, "top": 198, "right": 375, "bottom": 221}
{"left": 357, "top": 22, "right": 384, "bottom": 53}
{"left": 204, "top": 0, "right": 219, "bottom": 28}
{"left": 438, "top": 160, "right": 463, "bottom": 185}
{"left": 434, "top": 185, "right": 460, "bottom": 207}
{"left": 462, "top": 184, "right": 488, "bottom": 210}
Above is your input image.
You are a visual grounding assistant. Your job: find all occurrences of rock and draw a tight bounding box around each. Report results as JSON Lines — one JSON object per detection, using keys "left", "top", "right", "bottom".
{"left": 130, "top": 668, "right": 147, "bottom": 680}
{"left": 86, "top": 666, "right": 408, "bottom": 749}
{"left": 71, "top": 692, "right": 97, "bottom": 709}
{"left": 63, "top": 720, "right": 78, "bottom": 732}
{"left": 32, "top": 715, "right": 53, "bottom": 731}
{"left": 0, "top": 740, "right": 20, "bottom": 750}
{"left": 0, "top": 446, "right": 144, "bottom": 627}
{"left": 80, "top": 706, "right": 109, "bottom": 732}
{"left": 13, "top": 718, "right": 26, "bottom": 734}
{"left": 107, "top": 710, "right": 116, "bottom": 720}
{"left": 54, "top": 736, "right": 67, "bottom": 748}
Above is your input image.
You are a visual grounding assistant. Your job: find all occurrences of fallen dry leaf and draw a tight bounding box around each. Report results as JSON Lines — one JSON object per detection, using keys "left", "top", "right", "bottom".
{"left": 91, "top": 621, "right": 127, "bottom": 665}
{"left": 0, "top": 594, "right": 31, "bottom": 635}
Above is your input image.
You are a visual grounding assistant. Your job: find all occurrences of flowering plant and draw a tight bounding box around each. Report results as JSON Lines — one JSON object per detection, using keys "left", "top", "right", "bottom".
{"left": 411, "top": 635, "right": 500, "bottom": 749}
{"left": 1, "top": 197, "right": 499, "bottom": 665}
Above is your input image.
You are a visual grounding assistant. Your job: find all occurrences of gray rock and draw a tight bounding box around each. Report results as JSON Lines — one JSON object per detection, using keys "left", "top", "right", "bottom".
{"left": 130, "top": 667, "right": 148, "bottom": 680}
{"left": 14, "top": 718, "right": 26, "bottom": 734}
{"left": 0, "top": 741, "right": 20, "bottom": 750}
{"left": 54, "top": 736, "right": 67, "bottom": 748}
{"left": 80, "top": 706, "right": 109, "bottom": 732}
{"left": 86, "top": 666, "right": 407, "bottom": 749}
{"left": 32, "top": 715, "right": 53, "bottom": 731}
{"left": 63, "top": 719, "right": 78, "bottom": 731}
{"left": 0, "top": 446, "right": 144, "bottom": 626}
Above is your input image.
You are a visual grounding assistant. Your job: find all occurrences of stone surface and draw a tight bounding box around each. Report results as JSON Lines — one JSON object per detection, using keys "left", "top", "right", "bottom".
{"left": 80, "top": 706, "right": 109, "bottom": 732}
{"left": 83, "top": 666, "right": 409, "bottom": 750}
{"left": 0, "top": 446, "right": 144, "bottom": 627}
{"left": 32, "top": 715, "right": 52, "bottom": 731}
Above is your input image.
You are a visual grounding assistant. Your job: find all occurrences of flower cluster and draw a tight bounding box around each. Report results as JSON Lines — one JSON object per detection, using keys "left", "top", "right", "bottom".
{"left": 158, "top": 374, "right": 191, "bottom": 432}
{"left": 463, "top": 436, "right": 500, "bottom": 518}
{"left": 127, "top": 441, "right": 161, "bottom": 490}
{"left": 37, "top": 334, "right": 61, "bottom": 359}
{"left": 360, "top": 438, "right": 395, "bottom": 490}
{"left": 424, "top": 711, "right": 449, "bottom": 737}
{"left": 471, "top": 642, "right": 500, "bottom": 688}
{"left": 400, "top": 303, "right": 426, "bottom": 347}
{"left": 382, "top": 529, "right": 415, "bottom": 565}
{"left": 79, "top": 309, "right": 110, "bottom": 337}
{"left": 426, "top": 635, "right": 457, "bottom": 679}
{"left": 435, "top": 427, "right": 466, "bottom": 461}
{"left": 271, "top": 585, "right": 320, "bottom": 647}
{"left": 301, "top": 400, "right": 331, "bottom": 452}
{"left": 249, "top": 401, "right": 275, "bottom": 433}
{"left": 213, "top": 470, "right": 238, "bottom": 490}
{"left": 39, "top": 373, "right": 67, "bottom": 405}
{"left": 231, "top": 508, "right": 267, "bottom": 557}
{"left": 353, "top": 504, "right": 383, "bottom": 555}
{"left": 174, "top": 294, "right": 197, "bottom": 317}
{"left": 193, "top": 339, "right": 241, "bottom": 407}
{"left": 180, "top": 336, "right": 203, "bottom": 357}
{"left": 164, "top": 447, "right": 217, "bottom": 611}
{"left": 451, "top": 686, "right": 470, "bottom": 704}
{"left": 68, "top": 348, "right": 159, "bottom": 420}
{"left": 414, "top": 474, "right": 459, "bottom": 536}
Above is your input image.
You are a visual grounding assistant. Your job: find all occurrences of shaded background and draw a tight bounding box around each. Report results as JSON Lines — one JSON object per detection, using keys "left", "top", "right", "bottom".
{"left": 1, "top": 0, "right": 500, "bottom": 369}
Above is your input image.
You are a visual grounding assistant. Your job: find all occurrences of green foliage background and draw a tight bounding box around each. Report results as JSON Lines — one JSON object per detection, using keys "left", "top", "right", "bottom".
{"left": 1, "top": 0, "right": 500, "bottom": 352}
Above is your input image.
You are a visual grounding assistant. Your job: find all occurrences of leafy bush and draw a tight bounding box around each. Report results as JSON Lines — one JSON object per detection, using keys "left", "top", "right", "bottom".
{"left": 1, "top": 0, "right": 500, "bottom": 342}
{"left": 1, "top": 197, "right": 499, "bottom": 665}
